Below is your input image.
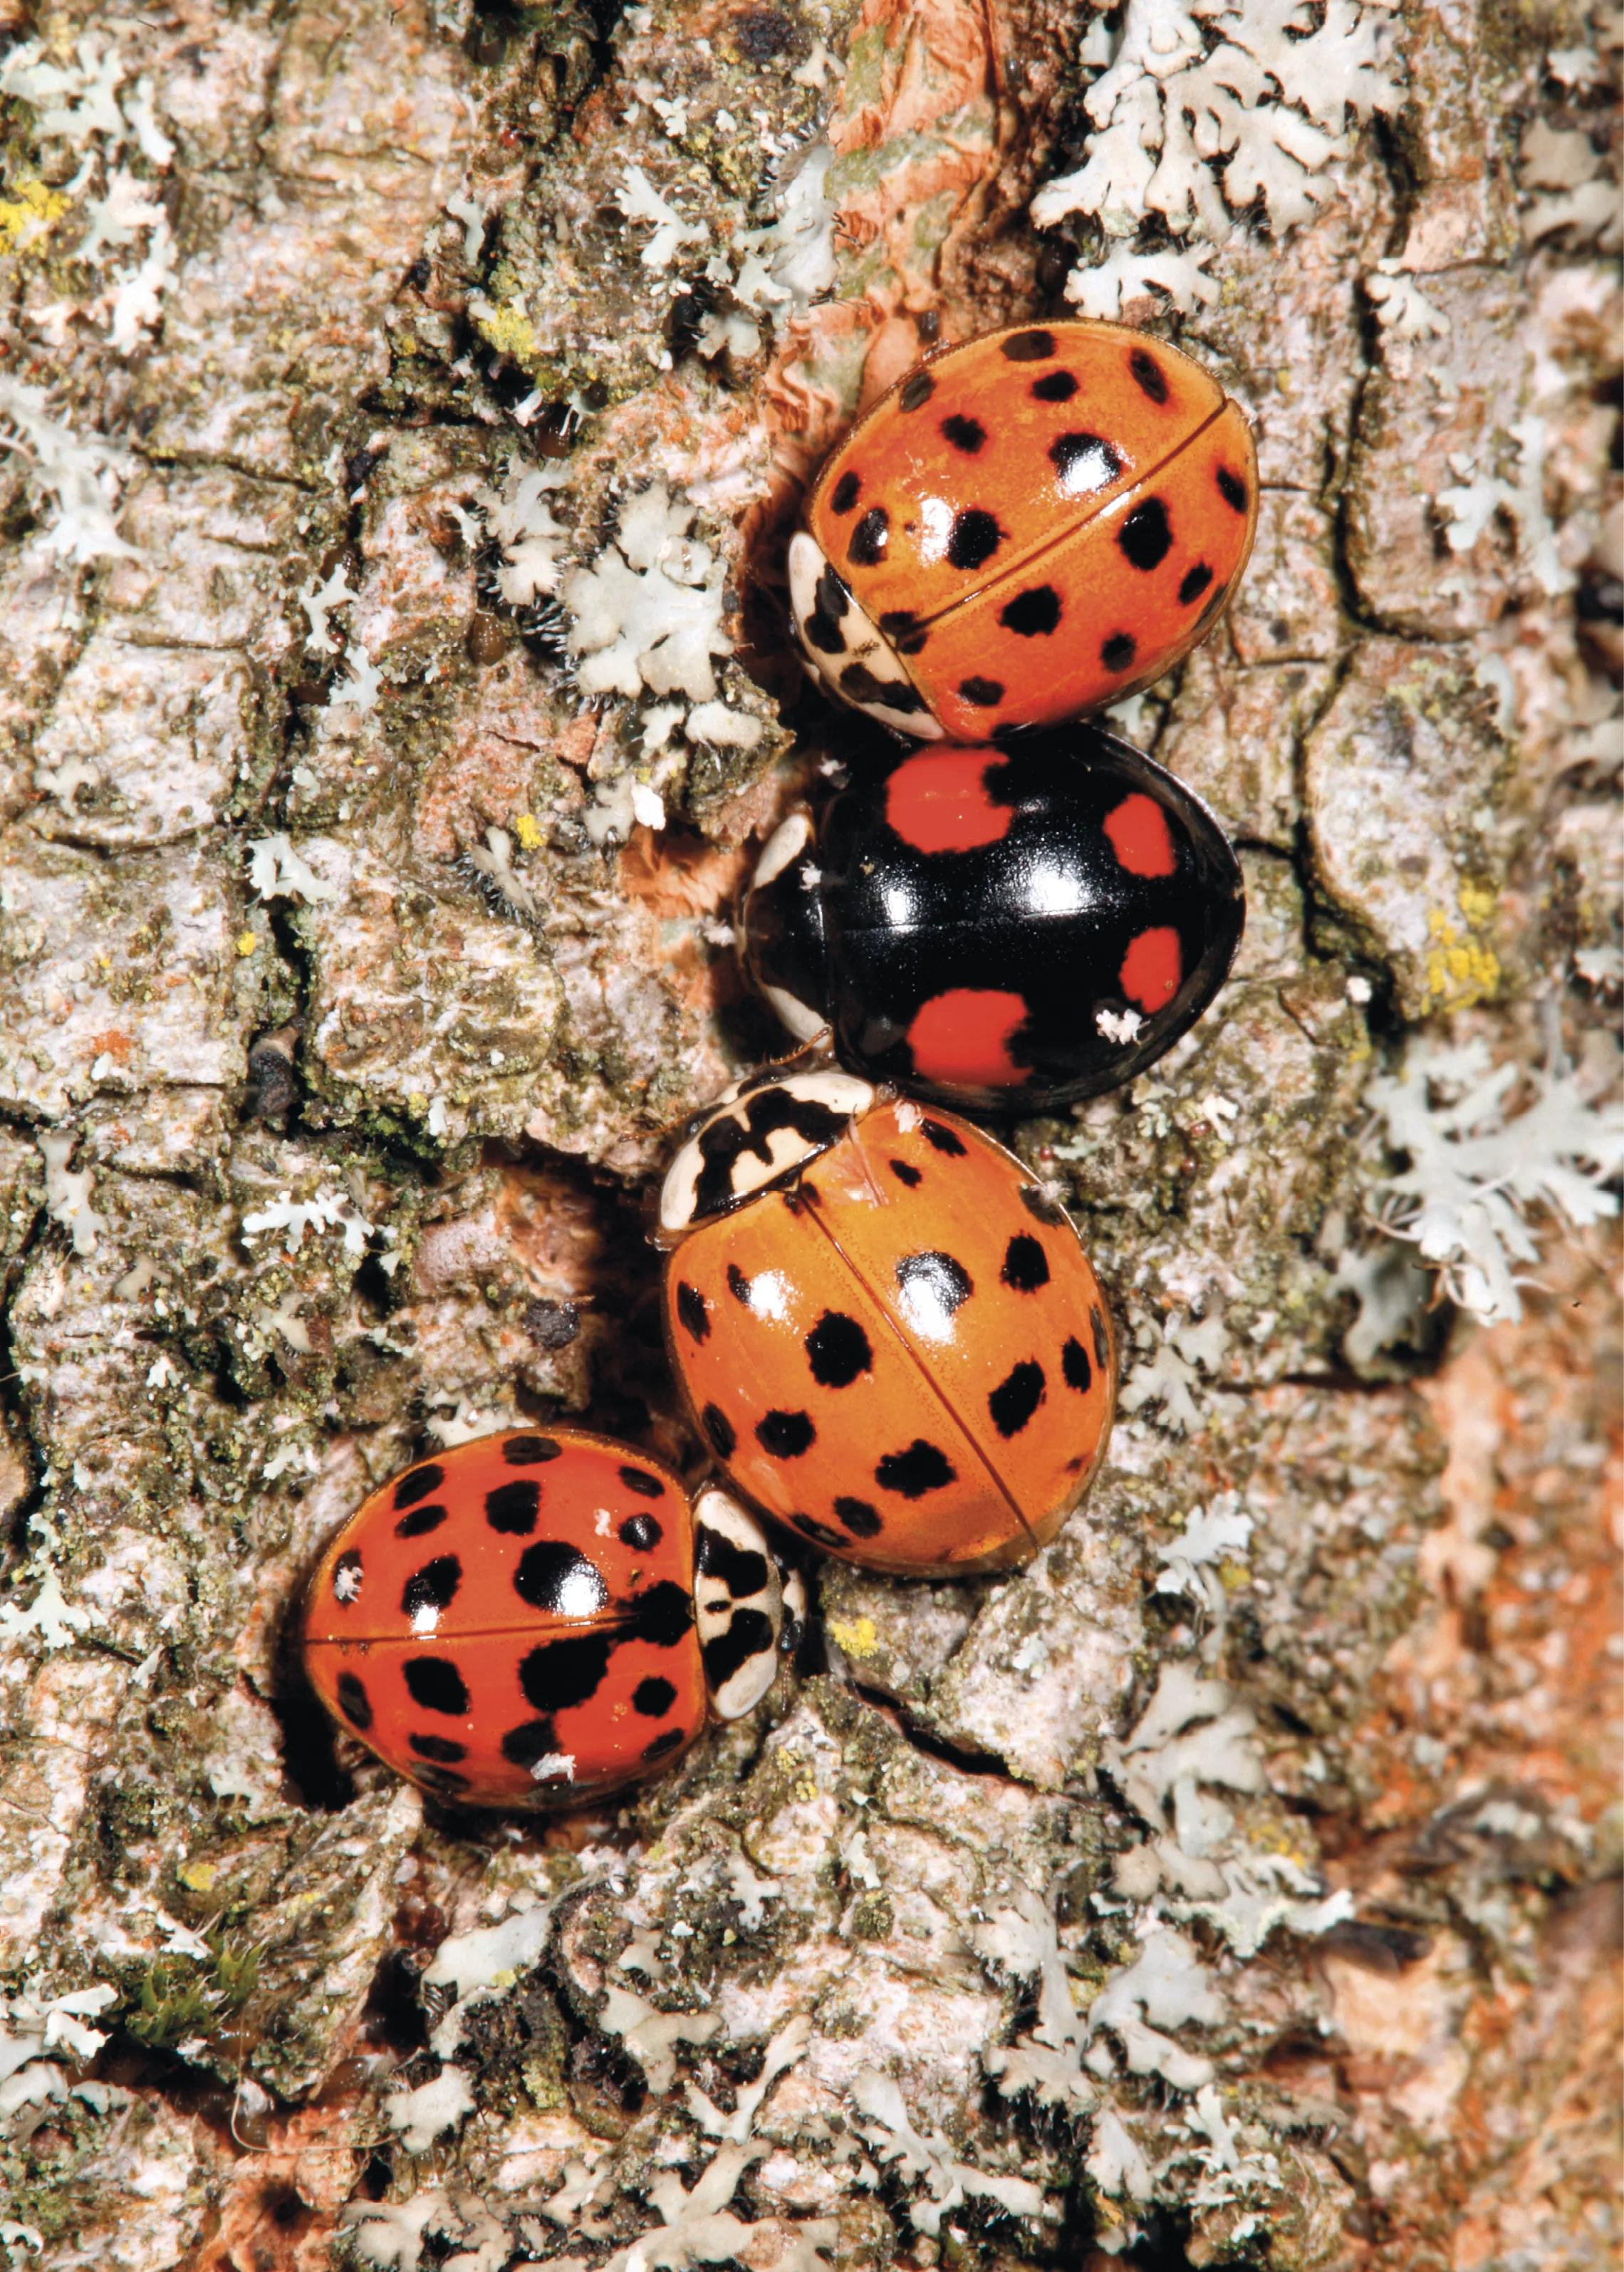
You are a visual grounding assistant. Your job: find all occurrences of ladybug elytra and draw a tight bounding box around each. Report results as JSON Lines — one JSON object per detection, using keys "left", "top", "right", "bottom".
{"left": 303, "top": 1428, "right": 802, "bottom": 1809}
{"left": 790, "top": 319, "right": 1258, "bottom": 740}
{"left": 741, "top": 726, "right": 1245, "bottom": 1114}
{"left": 658, "top": 1069, "right": 1115, "bottom": 1577}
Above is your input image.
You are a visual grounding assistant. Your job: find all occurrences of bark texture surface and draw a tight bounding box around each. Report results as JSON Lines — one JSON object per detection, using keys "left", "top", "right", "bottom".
{"left": 0, "top": 0, "right": 1618, "bottom": 2266}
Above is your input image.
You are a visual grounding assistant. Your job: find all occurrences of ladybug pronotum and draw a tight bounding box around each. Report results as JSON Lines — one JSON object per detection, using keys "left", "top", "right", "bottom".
{"left": 790, "top": 319, "right": 1259, "bottom": 741}
{"left": 303, "top": 1429, "right": 802, "bottom": 1809}
{"left": 657, "top": 1069, "right": 1116, "bottom": 1577}
{"left": 741, "top": 725, "right": 1245, "bottom": 1113}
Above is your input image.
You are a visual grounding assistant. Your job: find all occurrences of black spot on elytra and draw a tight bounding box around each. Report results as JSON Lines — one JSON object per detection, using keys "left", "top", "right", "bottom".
{"left": 1019, "top": 1183, "right": 1067, "bottom": 1225}
{"left": 512, "top": 1541, "right": 609, "bottom": 1617}
{"left": 1031, "top": 370, "right": 1077, "bottom": 402}
{"left": 1000, "top": 585, "right": 1061, "bottom": 637}
{"left": 940, "top": 413, "right": 985, "bottom": 453}
{"left": 848, "top": 507, "right": 889, "bottom": 566}
{"left": 834, "top": 1495, "right": 883, "bottom": 1538}
{"left": 643, "top": 1726, "right": 687, "bottom": 1761}
{"left": 1217, "top": 465, "right": 1249, "bottom": 514}
{"left": 1101, "top": 631, "right": 1137, "bottom": 672}
{"left": 895, "top": 1249, "right": 973, "bottom": 1319}
{"left": 841, "top": 661, "right": 928, "bottom": 712}
{"left": 805, "top": 1311, "right": 873, "bottom": 1388}
{"left": 898, "top": 370, "right": 935, "bottom": 412}
{"left": 830, "top": 470, "right": 861, "bottom": 514}
{"left": 1001, "top": 1233, "right": 1051, "bottom": 1292}
{"left": 947, "top": 508, "right": 1003, "bottom": 571}
{"left": 1048, "top": 432, "right": 1123, "bottom": 494}
{"left": 703, "top": 1403, "right": 737, "bottom": 1459}
{"left": 333, "top": 1550, "right": 363, "bottom": 1602}
{"left": 395, "top": 1503, "right": 447, "bottom": 1540}
{"left": 409, "top": 1731, "right": 466, "bottom": 1763}
{"left": 921, "top": 1119, "right": 966, "bottom": 1155}
{"left": 1198, "top": 581, "right": 1229, "bottom": 623}
{"left": 634, "top": 1676, "right": 677, "bottom": 1717}
{"left": 401, "top": 1557, "right": 461, "bottom": 1622}
{"left": 697, "top": 1523, "right": 769, "bottom": 1600}
{"left": 792, "top": 1513, "right": 848, "bottom": 1549}
{"left": 335, "top": 1671, "right": 372, "bottom": 1730}
{"left": 890, "top": 1158, "right": 922, "bottom": 1186}
{"left": 677, "top": 1281, "right": 709, "bottom": 1342}
{"left": 1179, "top": 561, "right": 1214, "bottom": 605}
{"left": 416, "top": 1764, "right": 471, "bottom": 1795}
{"left": 1128, "top": 347, "right": 1170, "bottom": 404}
{"left": 876, "top": 1438, "right": 957, "bottom": 1497}
{"left": 1001, "top": 328, "right": 1056, "bottom": 361}
{"left": 1091, "top": 1302, "right": 1110, "bottom": 1369}
{"left": 631, "top": 1580, "right": 693, "bottom": 1649}
{"left": 519, "top": 1633, "right": 611, "bottom": 1713}
{"left": 503, "top": 1433, "right": 562, "bottom": 1466}
{"left": 501, "top": 1717, "right": 558, "bottom": 1768}
{"left": 1063, "top": 1335, "right": 1093, "bottom": 1392}
{"left": 485, "top": 1481, "right": 540, "bottom": 1535}
{"left": 619, "top": 1513, "right": 662, "bottom": 1552}
{"left": 756, "top": 1409, "right": 816, "bottom": 1459}
{"left": 879, "top": 609, "right": 929, "bottom": 655}
{"left": 703, "top": 1609, "right": 775, "bottom": 1698}
{"left": 727, "top": 1262, "right": 752, "bottom": 1304}
{"left": 1119, "top": 497, "right": 1172, "bottom": 571}
{"left": 690, "top": 1082, "right": 853, "bottom": 1222}
{"left": 989, "top": 1359, "right": 1046, "bottom": 1436}
{"left": 394, "top": 1463, "right": 444, "bottom": 1510}
{"left": 620, "top": 1466, "right": 665, "bottom": 1500}
{"left": 402, "top": 1656, "right": 469, "bottom": 1715}
{"left": 958, "top": 675, "right": 1005, "bottom": 707}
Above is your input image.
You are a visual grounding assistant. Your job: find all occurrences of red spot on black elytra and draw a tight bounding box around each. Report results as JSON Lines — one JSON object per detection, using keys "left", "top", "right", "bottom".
{"left": 1179, "top": 561, "right": 1214, "bottom": 605}
{"left": 484, "top": 1480, "right": 540, "bottom": 1535}
{"left": 1063, "top": 1335, "right": 1093, "bottom": 1392}
{"left": 619, "top": 1513, "right": 662, "bottom": 1551}
{"left": 940, "top": 413, "right": 985, "bottom": 453}
{"left": 704, "top": 1403, "right": 737, "bottom": 1459}
{"left": 1100, "top": 632, "right": 1136, "bottom": 673}
{"left": 1216, "top": 465, "right": 1249, "bottom": 513}
{"left": 958, "top": 675, "right": 1004, "bottom": 708}
{"left": 848, "top": 507, "right": 889, "bottom": 566}
{"left": 1103, "top": 793, "right": 1178, "bottom": 879}
{"left": 394, "top": 1463, "right": 444, "bottom": 1509}
{"left": 1000, "top": 585, "right": 1061, "bottom": 637}
{"left": 676, "top": 1281, "right": 709, "bottom": 1342}
{"left": 1119, "top": 925, "right": 1182, "bottom": 1011}
{"left": 1118, "top": 497, "right": 1172, "bottom": 571}
{"left": 336, "top": 1671, "right": 372, "bottom": 1729}
{"left": 402, "top": 1656, "right": 469, "bottom": 1715}
{"left": 834, "top": 1495, "right": 884, "bottom": 1537}
{"left": 947, "top": 508, "right": 1003, "bottom": 571}
{"left": 756, "top": 1409, "right": 816, "bottom": 1458}
{"left": 804, "top": 1312, "right": 873, "bottom": 1388}
{"left": 907, "top": 988, "right": 1026, "bottom": 1086}
{"left": 1001, "top": 1233, "right": 1050, "bottom": 1292}
{"left": 395, "top": 1503, "right": 447, "bottom": 1539}
{"left": 875, "top": 1438, "right": 957, "bottom": 1496}
{"left": 898, "top": 370, "right": 935, "bottom": 412}
{"left": 886, "top": 750, "right": 1012, "bottom": 855}
{"left": 1001, "top": 328, "right": 1056, "bottom": 361}
{"left": 989, "top": 1359, "right": 1046, "bottom": 1436}
{"left": 830, "top": 470, "right": 861, "bottom": 514}
{"left": 1030, "top": 370, "right": 1077, "bottom": 402}
{"left": 1129, "top": 347, "right": 1170, "bottom": 404}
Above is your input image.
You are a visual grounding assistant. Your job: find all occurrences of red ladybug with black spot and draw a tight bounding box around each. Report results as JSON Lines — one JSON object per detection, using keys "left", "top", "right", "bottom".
{"left": 789, "top": 319, "right": 1258, "bottom": 741}
{"left": 657, "top": 1067, "right": 1115, "bottom": 1577}
{"left": 741, "top": 724, "right": 1244, "bottom": 1114}
{"left": 303, "top": 1428, "right": 802, "bottom": 1810}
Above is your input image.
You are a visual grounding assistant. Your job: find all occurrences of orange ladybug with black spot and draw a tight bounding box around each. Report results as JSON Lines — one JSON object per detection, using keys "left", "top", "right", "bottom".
{"left": 741, "top": 724, "right": 1244, "bottom": 1114}
{"left": 303, "top": 1428, "right": 802, "bottom": 1810}
{"left": 657, "top": 1069, "right": 1115, "bottom": 1577}
{"left": 788, "top": 320, "right": 1258, "bottom": 741}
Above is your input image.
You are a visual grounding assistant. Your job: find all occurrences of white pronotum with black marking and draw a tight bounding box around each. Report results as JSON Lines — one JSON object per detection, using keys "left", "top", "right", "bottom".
{"left": 788, "top": 532, "right": 945, "bottom": 740}
{"left": 658, "top": 1066, "right": 875, "bottom": 1238}
{"left": 692, "top": 1488, "right": 787, "bottom": 1719}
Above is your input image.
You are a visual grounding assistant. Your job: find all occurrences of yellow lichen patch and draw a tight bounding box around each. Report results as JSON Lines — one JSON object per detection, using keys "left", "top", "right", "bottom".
{"left": 0, "top": 180, "right": 70, "bottom": 255}
{"left": 514, "top": 812, "right": 543, "bottom": 851}
{"left": 177, "top": 1859, "right": 218, "bottom": 1892}
{"left": 827, "top": 1614, "right": 880, "bottom": 1659}
{"left": 473, "top": 297, "right": 537, "bottom": 365}
{"left": 1425, "top": 889, "right": 1501, "bottom": 1010}
{"left": 236, "top": 930, "right": 259, "bottom": 957}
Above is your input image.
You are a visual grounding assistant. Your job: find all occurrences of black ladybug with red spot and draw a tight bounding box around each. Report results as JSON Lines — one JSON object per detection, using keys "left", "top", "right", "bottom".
{"left": 741, "top": 724, "right": 1244, "bottom": 1116}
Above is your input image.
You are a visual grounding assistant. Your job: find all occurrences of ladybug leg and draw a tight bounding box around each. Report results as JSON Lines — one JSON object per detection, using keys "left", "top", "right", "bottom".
{"left": 692, "top": 1488, "right": 786, "bottom": 1719}
{"left": 786, "top": 532, "right": 944, "bottom": 740}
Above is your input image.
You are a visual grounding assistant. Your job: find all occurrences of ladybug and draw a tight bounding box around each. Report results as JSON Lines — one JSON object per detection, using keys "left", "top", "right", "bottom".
{"left": 303, "top": 1428, "right": 802, "bottom": 1810}
{"left": 657, "top": 1068, "right": 1115, "bottom": 1577}
{"left": 740, "top": 724, "right": 1244, "bottom": 1114}
{"left": 788, "top": 319, "right": 1258, "bottom": 741}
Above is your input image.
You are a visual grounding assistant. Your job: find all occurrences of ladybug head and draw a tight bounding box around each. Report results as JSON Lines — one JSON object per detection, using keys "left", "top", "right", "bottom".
{"left": 692, "top": 1488, "right": 801, "bottom": 1719}
{"left": 741, "top": 810, "right": 831, "bottom": 1047}
{"left": 787, "top": 532, "right": 944, "bottom": 740}
{"left": 656, "top": 1065, "right": 875, "bottom": 1240}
